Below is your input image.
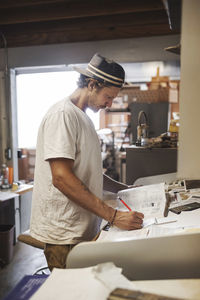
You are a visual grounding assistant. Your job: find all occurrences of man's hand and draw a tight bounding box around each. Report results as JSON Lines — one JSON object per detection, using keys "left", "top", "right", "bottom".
{"left": 114, "top": 210, "right": 144, "bottom": 230}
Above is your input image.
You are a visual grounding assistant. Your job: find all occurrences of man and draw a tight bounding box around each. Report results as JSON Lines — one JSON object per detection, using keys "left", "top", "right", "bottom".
{"left": 30, "top": 53, "right": 144, "bottom": 271}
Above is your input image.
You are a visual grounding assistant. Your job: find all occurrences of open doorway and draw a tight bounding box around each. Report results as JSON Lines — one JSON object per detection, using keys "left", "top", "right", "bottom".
{"left": 16, "top": 69, "right": 100, "bottom": 182}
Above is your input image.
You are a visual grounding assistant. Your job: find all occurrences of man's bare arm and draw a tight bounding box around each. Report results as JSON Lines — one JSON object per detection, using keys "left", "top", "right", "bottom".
{"left": 49, "top": 158, "right": 144, "bottom": 230}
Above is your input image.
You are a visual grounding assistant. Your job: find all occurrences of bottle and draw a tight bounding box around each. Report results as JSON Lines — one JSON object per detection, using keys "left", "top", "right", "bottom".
{"left": 1, "top": 164, "right": 10, "bottom": 189}
{"left": 135, "top": 125, "right": 141, "bottom": 146}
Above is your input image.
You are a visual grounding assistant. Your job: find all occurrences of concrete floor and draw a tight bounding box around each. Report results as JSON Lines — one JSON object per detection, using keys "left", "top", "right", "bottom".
{"left": 0, "top": 242, "right": 47, "bottom": 300}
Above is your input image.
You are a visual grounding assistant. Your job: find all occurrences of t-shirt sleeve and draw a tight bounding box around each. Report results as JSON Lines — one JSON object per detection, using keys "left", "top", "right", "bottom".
{"left": 43, "top": 110, "right": 77, "bottom": 161}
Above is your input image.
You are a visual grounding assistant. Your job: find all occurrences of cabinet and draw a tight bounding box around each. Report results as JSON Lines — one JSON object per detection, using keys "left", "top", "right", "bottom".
{"left": 126, "top": 146, "right": 177, "bottom": 185}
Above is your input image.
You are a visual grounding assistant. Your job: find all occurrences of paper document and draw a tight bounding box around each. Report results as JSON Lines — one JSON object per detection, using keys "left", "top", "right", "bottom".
{"left": 30, "top": 262, "right": 133, "bottom": 300}
{"left": 97, "top": 220, "right": 181, "bottom": 242}
{"left": 117, "top": 183, "right": 166, "bottom": 218}
{"left": 147, "top": 225, "right": 184, "bottom": 238}
{"left": 173, "top": 209, "right": 200, "bottom": 228}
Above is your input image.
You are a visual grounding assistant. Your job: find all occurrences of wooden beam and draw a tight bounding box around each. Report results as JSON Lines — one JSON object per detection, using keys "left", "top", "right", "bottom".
{"left": 0, "top": 0, "right": 164, "bottom": 24}
{"left": 0, "top": 0, "right": 67, "bottom": 8}
{"left": 0, "top": 11, "right": 178, "bottom": 48}
{"left": 2, "top": 25, "right": 176, "bottom": 48}
{"left": 1, "top": 10, "right": 170, "bottom": 33}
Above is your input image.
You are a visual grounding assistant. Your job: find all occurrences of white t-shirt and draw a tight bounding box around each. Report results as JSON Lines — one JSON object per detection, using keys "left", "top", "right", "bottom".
{"left": 30, "top": 97, "right": 103, "bottom": 244}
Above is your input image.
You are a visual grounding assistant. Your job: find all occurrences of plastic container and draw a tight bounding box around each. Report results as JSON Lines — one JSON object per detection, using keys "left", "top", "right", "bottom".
{"left": 0, "top": 225, "right": 15, "bottom": 265}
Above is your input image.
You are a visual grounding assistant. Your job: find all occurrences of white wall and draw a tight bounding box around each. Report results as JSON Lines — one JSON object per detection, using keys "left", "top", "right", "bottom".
{"left": 0, "top": 35, "right": 180, "bottom": 69}
{"left": 178, "top": 0, "right": 200, "bottom": 179}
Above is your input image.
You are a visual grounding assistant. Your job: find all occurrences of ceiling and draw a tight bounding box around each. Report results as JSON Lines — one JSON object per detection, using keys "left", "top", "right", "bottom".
{"left": 0, "top": 0, "right": 181, "bottom": 49}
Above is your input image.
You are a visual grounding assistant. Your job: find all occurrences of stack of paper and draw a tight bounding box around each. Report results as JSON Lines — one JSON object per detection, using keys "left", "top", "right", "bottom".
{"left": 96, "top": 183, "right": 181, "bottom": 242}
{"left": 30, "top": 263, "right": 134, "bottom": 300}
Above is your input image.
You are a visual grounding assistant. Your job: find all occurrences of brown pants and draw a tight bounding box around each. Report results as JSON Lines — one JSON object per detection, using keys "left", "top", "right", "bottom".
{"left": 44, "top": 243, "right": 75, "bottom": 271}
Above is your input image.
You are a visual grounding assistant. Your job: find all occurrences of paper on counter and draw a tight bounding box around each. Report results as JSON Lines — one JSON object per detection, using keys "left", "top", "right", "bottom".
{"left": 97, "top": 214, "right": 178, "bottom": 242}
{"left": 143, "top": 215, "right": 177, "bottom": 227}
{"left": 174, "top": 209, "right": 200, "bottom": 228}
{"left": 97, "top": 183, "right": 199, "bottom": 243}
{"left": 97, "top": 214, "right": 178, "bottom": 243}
{"left": 147, "top": 225, "right": 184, "bottom": 238}
{"left": 155, "top": 216, "right": 178, "bottom": 225}
{"left": 30, "top": 262, "right": 133, "bottom": 300}
{"left": 143, "top": 217, "right": 157, "bottom": 227}
{"left": 117, "top": 183, "right": 166, "bottom": 218}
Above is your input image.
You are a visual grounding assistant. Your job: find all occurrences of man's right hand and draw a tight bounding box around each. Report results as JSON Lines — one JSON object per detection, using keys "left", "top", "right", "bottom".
{"left": 114, "top": 210, "right": 144, "bottom": 230}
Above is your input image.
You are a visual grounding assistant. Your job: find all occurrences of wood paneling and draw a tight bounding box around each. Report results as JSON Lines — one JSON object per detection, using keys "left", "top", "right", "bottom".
{"left": 0, "top": 0, "right": 164, "bottom": 24}
{"left": 0, "top": 0, "right": 180, "bottom": 48}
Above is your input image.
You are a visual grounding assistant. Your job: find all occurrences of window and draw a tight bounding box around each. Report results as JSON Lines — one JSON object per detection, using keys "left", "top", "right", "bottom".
{"left": 16, "top": 70, "right": 100, "bottom": 148}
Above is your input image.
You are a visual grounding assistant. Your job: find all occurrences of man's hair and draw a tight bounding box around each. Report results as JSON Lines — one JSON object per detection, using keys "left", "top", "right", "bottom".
{"left": 77, "top": 74, "right": 113, "bottom": 89}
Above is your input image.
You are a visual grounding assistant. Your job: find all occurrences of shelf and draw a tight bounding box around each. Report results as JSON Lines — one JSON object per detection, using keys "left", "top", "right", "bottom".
{"left": 105, "top": 108, "right": 130, "bottom": 113}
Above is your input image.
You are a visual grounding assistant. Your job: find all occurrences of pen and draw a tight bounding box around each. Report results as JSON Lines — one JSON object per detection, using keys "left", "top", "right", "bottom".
{"left": 119, "top": 197, "right": 132, "bottom": 211}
